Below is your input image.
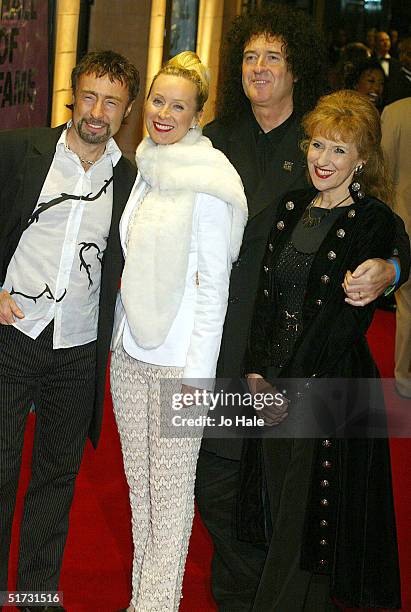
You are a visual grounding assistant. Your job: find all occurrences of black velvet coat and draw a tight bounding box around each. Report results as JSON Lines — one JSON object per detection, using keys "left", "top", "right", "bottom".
{"left": 203, "top": 112, "right": 410, "bottom": 461}
{"left": 246, "top": 189, "right": 404, "bottom": 609}
{"left": 0, "top": 125, "right": 136, "bottom": 447}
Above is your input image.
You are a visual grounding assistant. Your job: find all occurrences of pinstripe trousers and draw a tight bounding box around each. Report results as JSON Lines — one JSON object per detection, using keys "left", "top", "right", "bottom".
{"left": 0, "top": 322, "right": 96, "bottom": 592}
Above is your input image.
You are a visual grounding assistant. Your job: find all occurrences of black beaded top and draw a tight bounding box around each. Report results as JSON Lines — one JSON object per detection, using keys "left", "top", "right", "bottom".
{"left": 270, "top": 206, "right": 346, "bottom": 369}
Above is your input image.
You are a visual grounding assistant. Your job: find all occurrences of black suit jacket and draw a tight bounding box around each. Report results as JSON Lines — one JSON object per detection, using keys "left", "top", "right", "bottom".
{"left": 384, "top": 64, "right": 411, "bottom": 104}
{"left": 0, "top": 125, "right": 136, "bottom": 447}
{"left": 202, "top": 112, "right": 309, "bottom": 458}
{"left": 202, "top": 111, "right": 410, "bottom": 460}
{"left": 205, "top": 113, "right": 307, "bottom": 378}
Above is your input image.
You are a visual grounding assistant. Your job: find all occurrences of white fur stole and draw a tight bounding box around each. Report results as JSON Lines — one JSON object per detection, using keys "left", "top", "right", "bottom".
{"left": 121, "top": 127, "right": 247, "bottom": 349}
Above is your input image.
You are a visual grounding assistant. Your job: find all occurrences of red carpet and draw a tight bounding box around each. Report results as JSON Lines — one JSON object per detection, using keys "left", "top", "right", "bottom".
{"left": 7, "top": 309, "right": 411, "bottom": 612}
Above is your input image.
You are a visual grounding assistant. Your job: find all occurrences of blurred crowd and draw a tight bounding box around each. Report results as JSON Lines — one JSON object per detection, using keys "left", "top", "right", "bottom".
{"left": 327, "top": 27, "right": 411, "bottom": 112}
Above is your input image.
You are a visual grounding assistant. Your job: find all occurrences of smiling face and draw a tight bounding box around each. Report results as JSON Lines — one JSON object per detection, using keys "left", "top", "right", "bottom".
{"left": 355, "top": 68, "right": 384, "bottom": 105}
{"left": 307, "top": 134, "right": 365, "bottom": 201}
{"left": 241, "top": 34, "right": 295, "bottom": 112}
{"left": 72, "top": 72, "right": 132, "bottom": 146}
{"left": 144, "top": 74, "right": 201, "bottom": 145}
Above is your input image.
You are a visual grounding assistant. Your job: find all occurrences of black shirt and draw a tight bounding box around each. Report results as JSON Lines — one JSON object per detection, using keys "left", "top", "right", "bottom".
{"left": 251, "top": 111, "right": 296, "bottom": 177}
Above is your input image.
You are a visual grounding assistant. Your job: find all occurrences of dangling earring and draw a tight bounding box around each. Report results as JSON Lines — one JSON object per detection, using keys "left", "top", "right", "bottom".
{"left": 350, "top": 164, "right": 365, "bottom": 200}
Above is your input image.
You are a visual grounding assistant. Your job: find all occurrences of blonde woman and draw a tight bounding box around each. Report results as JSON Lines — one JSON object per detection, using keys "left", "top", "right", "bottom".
{"left": 110, "top": 51, "right": 247, "bottom": 612}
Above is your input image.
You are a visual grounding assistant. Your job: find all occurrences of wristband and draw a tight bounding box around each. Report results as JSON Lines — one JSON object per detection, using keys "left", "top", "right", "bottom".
{"left": 384, "top": 284, "right": 396, "bottom": 297}
{"left": 387, "top": 258, "right": 400, "bottom": 286}
{"left": 384, "top": 258, "right": 400, "bottom": 296}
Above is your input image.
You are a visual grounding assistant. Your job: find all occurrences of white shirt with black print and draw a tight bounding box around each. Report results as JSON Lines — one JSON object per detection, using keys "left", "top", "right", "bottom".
{"left": 3, "top": 122, "right": 121, "bottom": 348}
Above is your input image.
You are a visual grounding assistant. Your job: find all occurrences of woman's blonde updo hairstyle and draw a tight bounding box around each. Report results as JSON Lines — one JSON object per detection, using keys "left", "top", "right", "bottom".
{"left": 301, "top": 89, "right": 393, "bottom": 203}
{"left": 152, "top": 51, "right": 210, "bottom": 111}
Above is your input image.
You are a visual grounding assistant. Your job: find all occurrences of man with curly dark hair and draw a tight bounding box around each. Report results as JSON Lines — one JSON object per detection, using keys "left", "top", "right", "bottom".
{"left": 212, "top": 6, "right": 328, "bottom": 126}
{"left": 195, "top": 5, "right": 408, "bottom": 611}
{"left": 195, "top": 10, "right": 330, "bottom": 610}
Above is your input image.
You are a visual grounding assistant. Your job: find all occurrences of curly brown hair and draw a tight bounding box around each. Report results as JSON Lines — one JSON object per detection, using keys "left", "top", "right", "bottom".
{"left": 71, "top": 50, "right": 140, "bottom": 106}
{"left": 301, "top": 90, "right": 393, "bottom": 203}
{"left": 215, "top": 4, "right": 328, "bottom": 124}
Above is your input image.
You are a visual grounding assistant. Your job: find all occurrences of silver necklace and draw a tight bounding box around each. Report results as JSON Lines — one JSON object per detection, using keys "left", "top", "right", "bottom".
{"left": 66, "top": 141, "right": 97, "bottom": 165}
{"left": 302, "top": 193, "right": 351, "bottom": 228}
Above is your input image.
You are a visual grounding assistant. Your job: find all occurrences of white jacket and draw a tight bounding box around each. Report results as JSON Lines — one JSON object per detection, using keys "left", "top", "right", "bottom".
{"left": 112, "top": 131, "right": 247, "bottom": 388}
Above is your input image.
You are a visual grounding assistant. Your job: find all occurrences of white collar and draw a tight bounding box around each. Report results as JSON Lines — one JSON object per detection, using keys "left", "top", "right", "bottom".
{"left": 56, "top": 120, "right": 122, "bottom": 166}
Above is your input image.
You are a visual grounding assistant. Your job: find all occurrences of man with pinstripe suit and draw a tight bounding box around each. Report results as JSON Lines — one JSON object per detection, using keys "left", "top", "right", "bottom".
{"left": 0, "top": 51, "right": 139, "bottom": 611}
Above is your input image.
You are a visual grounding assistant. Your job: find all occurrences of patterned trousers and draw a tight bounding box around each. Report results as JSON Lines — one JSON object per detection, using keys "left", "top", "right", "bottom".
{"left": 110, "top": 345, "right": 206, "bottom": 612}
